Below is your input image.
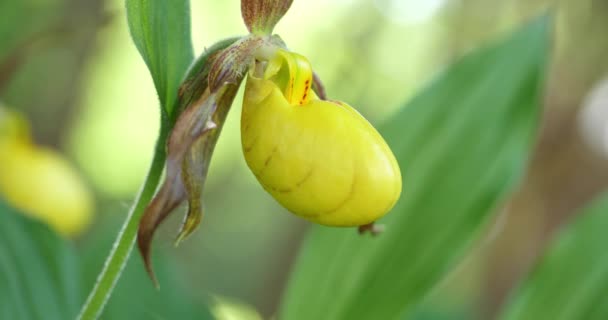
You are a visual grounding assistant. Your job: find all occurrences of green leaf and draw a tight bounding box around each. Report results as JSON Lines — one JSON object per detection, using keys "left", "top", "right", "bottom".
{"left": 498, "top": 193, "right": 608, "bottom": 320}
{"left": 279, "top": 16, "right": 550, "bottom": 320}
{"left": 0, "top": 199, "right": 81, "bottom": 320}
{"left": 126, "top": 0, "right": 194, "bottom": 116}
{"left": 80, "top": 217, "right": 214, "bottom": 319}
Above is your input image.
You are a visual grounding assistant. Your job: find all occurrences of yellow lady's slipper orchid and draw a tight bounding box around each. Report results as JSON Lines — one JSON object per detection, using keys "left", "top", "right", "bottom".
{"left": 241, "top": 49, "right": 401, "bottom": 227}
{"left": 0, "top": 107, "right": 93, "bottom": 236}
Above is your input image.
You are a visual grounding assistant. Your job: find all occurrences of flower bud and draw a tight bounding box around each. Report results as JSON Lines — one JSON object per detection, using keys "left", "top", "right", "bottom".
{"left": 241, "top": 50, "right": 401, "bottom": 227}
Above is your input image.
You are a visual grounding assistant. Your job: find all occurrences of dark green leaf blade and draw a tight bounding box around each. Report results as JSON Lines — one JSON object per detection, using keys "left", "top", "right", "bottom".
{"left": 280, "top": 16, "right": 550, "bottom": 320}
{"left": 126, "top": 0, "right": 194, "bottom": 115}
{"left": 498, "top": 193, "right": 608, "bottom": 320}
{"left": 0, "top": 199, "right": 81, "bottom": 320}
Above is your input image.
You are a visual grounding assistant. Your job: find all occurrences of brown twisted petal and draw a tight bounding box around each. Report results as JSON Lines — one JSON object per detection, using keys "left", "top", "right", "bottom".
{"left": 207, "top": 36, "right": 264, "bottom": 92}
{"left": 312, "top": 72, "right": 327, "bottom": 100}
{"left": 137, "top": 83, "right": 241, "bottom": 286}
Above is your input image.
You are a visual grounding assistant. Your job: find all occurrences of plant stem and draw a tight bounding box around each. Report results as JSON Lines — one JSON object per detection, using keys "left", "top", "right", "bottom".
{"left": 77, "top": 127, "right": 168, "bottom": 320}
{"left": 77, "top": 38, "right": 240, "bottom": 320}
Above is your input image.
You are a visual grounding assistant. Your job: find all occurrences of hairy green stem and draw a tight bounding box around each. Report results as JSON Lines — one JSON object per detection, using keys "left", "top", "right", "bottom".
{"left": 77, "top": 126, "right": 168, "bottom": 320}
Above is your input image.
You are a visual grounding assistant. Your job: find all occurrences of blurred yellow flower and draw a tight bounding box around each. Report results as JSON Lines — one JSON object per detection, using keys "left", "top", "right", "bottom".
{"left": 0, "top": 106, "right": 93, "bottom": 236}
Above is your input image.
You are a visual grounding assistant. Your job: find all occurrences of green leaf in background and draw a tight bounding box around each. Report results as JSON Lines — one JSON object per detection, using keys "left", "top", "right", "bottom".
{"left": 80, "top": 217, "right": 214, "bottom": 320}
{"left": 498, "top": 193, "right": 608, "bottom": 320}
{"left": 126, "top": 0, "right": 194, "bottom": 115}
{"left": 0, "top": 199, "right": 81, "bottom": 320}
{"left": 0, "top": 0, "right": 62, "bottom": 58}
{"left": 280, "top": 16, "right": 549, "bottom": 320}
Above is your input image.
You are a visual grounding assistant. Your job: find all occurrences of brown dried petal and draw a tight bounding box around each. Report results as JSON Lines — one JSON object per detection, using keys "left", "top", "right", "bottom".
{"left": 312, "top": 72, "right": 327, "bottom": 100}
{"left": 208, "top": 36, "right": 264, "bottom": 92}
{"left": 137, "top": 89, "right": 217, "bottom": 286}
{"left": 137, "top": 34, "right": 255, "bottom": 286}
{"left": 175, "top": 82, "right": 240, "bottom": 245}
{"left": 177, "top": 37, "right": 241, "bottom": 115}
{"left": 137, "top": 83, "right": 240, "bottom": 286}
{"left": 241, "top": 0, "right": 293, "bottom": 35}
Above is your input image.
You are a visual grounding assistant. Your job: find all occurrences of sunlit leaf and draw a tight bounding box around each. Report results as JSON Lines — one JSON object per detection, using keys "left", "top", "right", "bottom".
{"left": 498, "top": 193, "right": 608, "bottom": 320}
{"left": 280, "top": 16, "right": 549, "bottom": 320}
{"left": 0, "top": 199, "right": 80, "bottom": 320}
{"left": 126, "top": 0, "right": 194, "bottom": 115}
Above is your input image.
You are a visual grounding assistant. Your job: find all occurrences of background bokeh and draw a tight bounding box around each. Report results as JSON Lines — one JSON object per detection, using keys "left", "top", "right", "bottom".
{"left": 1, "top": 0, "right": 608, "bottom": 319}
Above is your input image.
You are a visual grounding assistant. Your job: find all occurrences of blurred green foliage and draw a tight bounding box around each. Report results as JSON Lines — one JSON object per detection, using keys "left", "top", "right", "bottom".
{"left": 0, "top": 199, "right": 80, "bottom": 320}
{"left": 0, "top": 198, "right": 214, "bottom": 319}
{"left": 498, "top": 193, "right": 608, "bottom": 320}
{"left": 80, "top": 217, "right": 214, "bottom": 319}
{"left": 0, "top": 0, "right": 63, "bottom": 58}
{"left": 279, "top": 16, "right": 548, "bottom": 320}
